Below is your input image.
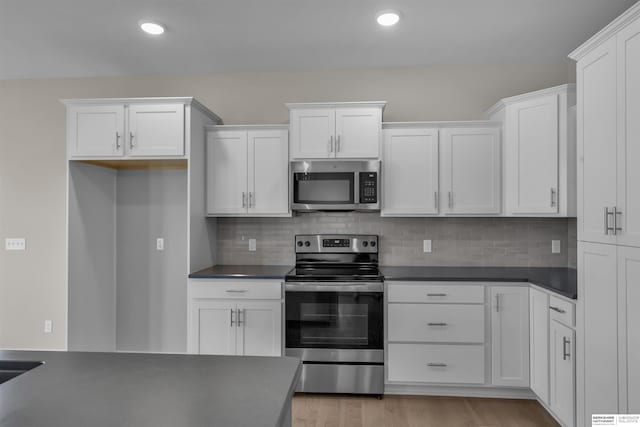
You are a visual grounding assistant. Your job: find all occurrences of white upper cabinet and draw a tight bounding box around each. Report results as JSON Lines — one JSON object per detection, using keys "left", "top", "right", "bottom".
{"left": 207, "top": 125, "right": 290, "bottom": 217}
{"left": 441, "top": 126, "right": 501, "bottom": 215}
{"left": 487, "top": 84, "right": 576, "bottom": 217}
{"left": 616, "top": 18, "right": 640, "bottom": 248}
{"left": 64, "top": 98, "right": 215, "bottom": 160}
{"left": 382, "top": 127, "right": 439, "bottom": 216}
{"left": 67, "top": 104, "right": 126, "bottom": 157}
{"left": 127, "top": 103, "right": 184, "bottom": 156}
{"left": 490, "top": 286, "right": 530, "bottom": 388}
{"left": 288, "top": 102, "right": 385, "bottom": 159}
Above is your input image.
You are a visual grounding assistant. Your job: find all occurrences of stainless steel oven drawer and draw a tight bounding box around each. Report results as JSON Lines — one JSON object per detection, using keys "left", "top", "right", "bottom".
{"left": 296, "top": 363, "right": 384, "bottom": 394}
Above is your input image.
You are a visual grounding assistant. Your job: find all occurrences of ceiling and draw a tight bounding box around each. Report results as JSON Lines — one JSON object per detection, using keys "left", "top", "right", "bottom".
{"left": 0, "top": 0, "right": 636, "bottom": 79}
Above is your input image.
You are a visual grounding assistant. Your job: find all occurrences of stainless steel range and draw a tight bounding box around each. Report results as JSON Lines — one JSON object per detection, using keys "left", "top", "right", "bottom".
{"left": 285, "top": 234, "right": 384, "bottom": 396}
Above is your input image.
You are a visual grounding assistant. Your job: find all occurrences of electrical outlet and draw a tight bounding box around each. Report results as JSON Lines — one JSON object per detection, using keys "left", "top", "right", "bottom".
{"left": 5, "top": 238, "right": 26, "bottom": 251}
{"left": 44, "top": 320, "right": 53, "bottom": 334}
{"left": 156, "top": 238, "right": 164, "bottom": 251}
{"left": 249, "top": 239, "right": 257, "bottom": 252}
{"left": 552, "top": 240, "right": 561, "bottom": 254}
{"left": 423, "top": 240, "right": 432, "bottom": 253}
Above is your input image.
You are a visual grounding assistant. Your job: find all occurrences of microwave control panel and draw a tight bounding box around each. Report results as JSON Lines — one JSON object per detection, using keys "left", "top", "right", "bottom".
{"left": 359, "top": 172, "right": 378, "bottom": 204}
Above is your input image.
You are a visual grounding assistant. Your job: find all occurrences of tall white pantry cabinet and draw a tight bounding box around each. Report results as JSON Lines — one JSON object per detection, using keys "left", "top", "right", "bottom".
{"left": 570, "top": 3, "right": 640, "bottom": 425}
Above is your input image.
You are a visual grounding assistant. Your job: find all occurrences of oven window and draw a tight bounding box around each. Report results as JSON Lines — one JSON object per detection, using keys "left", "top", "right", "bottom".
{"left": 285, "top": 292, "right": 383, "bottom": 349}
{"left": 294, "top": 172, "right": 354, "bottom": 204}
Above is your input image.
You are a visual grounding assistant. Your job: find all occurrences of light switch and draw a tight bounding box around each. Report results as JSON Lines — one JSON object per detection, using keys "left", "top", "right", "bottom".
{"left": 156, "top": 238, "right": 164, "bottom": 251}
{"left": 423, "top": 240, "right": 432, "bottom": 253}
{"left": 44, "top": 320, "right": 53, "bottom": 334}
{"left": 5, "top": 238, "right": 26, "bottom": 251}
{"left": 249, "top": 239, "right": 257, "bottom": 252}
{"left": 552, "top": 240, "right": 561, "bottom": 254}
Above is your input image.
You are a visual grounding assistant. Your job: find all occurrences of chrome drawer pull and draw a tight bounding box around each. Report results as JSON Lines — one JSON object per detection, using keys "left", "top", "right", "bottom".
{"left": 614, "top": 207, "right": 623, "bottom": 235}
{"left": 427, "top": 363, "right": 448, "bottom": 367}
{"left": 604, "top": 207, "right": 614, "bottom": 235}
{"left": 427, "top": 322, "right": 448, "bottom": 327}
{"left": 230, "top": 309, "right": 234, "bottom": 327}
{"left": 549, "top": 306, "right": 566, "bottom": 314}
{"left": 427, "top": 293, "right": 447, "bottom": 297}
{"left": 225, "top": 289, "right": 248, "bottom": 293}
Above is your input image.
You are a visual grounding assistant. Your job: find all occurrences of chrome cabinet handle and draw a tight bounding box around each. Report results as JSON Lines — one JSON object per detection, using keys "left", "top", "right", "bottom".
{"left": 230, "top": 309, "right": 234, "bottom": 327}
{"left": 336, "top": 134, "right": 341, "bottom": 152}
{"left": 563, "top": 337, "right": 571, "bottom": 360}
{"left": 129, "top": 131, "right": 135, "bottom": 149}
{"left": 427, "top": 322, "right": 448, "bottom": 327}
{"left": 495, "top": 294, "right": 500, "bottom": 312}
{"left": 614, "top": 207, "right": 622, "bottom": 235}
{"left": 434, "top": 192, "right": 438, "bottom": 210}
{"left": 448, "top": 191, "right": 453, "bottom": 209}
{"left": 427, "top": 293, "right": 447, "bottom": 297}
{"left": 427, "top": 363, "right": 448, "bottom": 367}
{"left": 242, "top": 192, "right": 247, "bottom": 208}
{"left": 116, "top": 132, "right": 121, "bottom": 149}
{"left": 248, "top": 192, "right": 254, "bottom": 208}
{"left": 605, "top": 207, "right": 614, "bottom": 235}
{"left": 329, "top": 135, "right": 334, "bottom": 153}
{"left": 550, "top": 188, "right": 556, "bottom": 207}
{"left": 237, "top": 309, "right": 244, "bottom": 327}
{"left": 225, "top": 289, "right": 248, "bottom": 293}
{"left": 550, "top": 306, "right": 566, "bottom": 314}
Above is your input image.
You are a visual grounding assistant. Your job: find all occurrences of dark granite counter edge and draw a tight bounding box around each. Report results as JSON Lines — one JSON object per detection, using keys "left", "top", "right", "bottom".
{"left": 189, "top": 273, "right": 291, "bottom": 279}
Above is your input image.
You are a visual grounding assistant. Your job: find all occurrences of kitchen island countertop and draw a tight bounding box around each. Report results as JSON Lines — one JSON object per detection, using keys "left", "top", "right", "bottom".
{"left": 0, "top": 350, "right": 301, "bottom": 427}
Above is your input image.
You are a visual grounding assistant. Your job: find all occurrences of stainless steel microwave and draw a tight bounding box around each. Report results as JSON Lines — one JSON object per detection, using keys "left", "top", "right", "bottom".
{"left": 291, "top": 161, "right": 380, "bottom": 212}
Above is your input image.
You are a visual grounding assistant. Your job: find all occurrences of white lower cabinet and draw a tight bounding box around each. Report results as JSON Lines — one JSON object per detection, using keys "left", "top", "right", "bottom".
{"left": 550, "top": 320, "right": 576, "bottom": 427}
{"left": 530, "top": 288, "right": 550, "bottom": 404}
{"left": 490, "top": 286, "right": 530, "bottom": 387}
{"left": 188, "top": 280, "right": 282, "bottom": 357}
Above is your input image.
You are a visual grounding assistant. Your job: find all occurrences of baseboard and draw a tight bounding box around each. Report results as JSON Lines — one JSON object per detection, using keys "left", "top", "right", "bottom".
{"left": 384, "top": 384, "right": 536, "bottom": 399}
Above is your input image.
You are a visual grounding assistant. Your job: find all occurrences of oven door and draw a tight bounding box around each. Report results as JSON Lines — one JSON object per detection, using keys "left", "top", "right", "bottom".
{"left": 285, "top": 282, "right": 383, "bottom": 363}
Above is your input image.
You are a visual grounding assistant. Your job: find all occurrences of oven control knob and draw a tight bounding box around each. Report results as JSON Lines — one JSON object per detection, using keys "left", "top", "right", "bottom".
{"left": 304, "top": 241, "right": 311, "bottom": 247}
{"left": 362, "top": 241, "right": 368, "bottom": 247}
{"left": 370, "top": 241, "right": 376, "bottom": 247}
{"left": 297, "top": 241, "right": 303, "bottom": 247}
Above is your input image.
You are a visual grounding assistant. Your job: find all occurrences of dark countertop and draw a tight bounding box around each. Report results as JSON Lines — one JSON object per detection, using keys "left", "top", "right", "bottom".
{"left": 189, "top": 265, "right": 293, "bottom": 280}
{"left": 0, "top": 351, "right": 301, "bottom": 427}
{"left": 381, "top": 267, "right": 577, "bottom": 299}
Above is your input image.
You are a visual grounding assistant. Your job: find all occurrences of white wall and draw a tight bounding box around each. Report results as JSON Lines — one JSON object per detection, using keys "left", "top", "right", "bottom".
{"left": 0, "top": 63, "right": 574, "bottom": 349}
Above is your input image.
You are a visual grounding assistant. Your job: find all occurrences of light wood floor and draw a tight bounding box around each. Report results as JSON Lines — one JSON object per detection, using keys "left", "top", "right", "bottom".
{"left": 292, "top": 394, "right": 559, "bottom": 427}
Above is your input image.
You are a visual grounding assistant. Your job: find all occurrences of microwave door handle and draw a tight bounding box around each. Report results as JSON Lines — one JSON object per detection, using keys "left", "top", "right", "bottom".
{"left": 354, "top": 172, "right": 360, "bottom": 205}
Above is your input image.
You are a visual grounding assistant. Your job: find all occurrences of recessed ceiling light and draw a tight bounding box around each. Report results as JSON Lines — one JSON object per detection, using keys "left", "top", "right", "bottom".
{"left": 139, "top": 21, "right": 165, "bottom": 35}
{"left": 376, "top": 11, "right": 401, "bottom": 27}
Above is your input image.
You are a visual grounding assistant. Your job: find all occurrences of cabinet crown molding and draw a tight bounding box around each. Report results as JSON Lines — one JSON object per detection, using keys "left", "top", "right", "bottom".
{"left": 286, "top": 101, "right": 386, "bottom": 110}
{"left": 61, "top": 97, "right": 222, "bottom": 123}
{"left": 484, "top": 84, "right": 576, "bottom": 118}
{"left": 569, "top": 1, "right": 640, "bottom": 61}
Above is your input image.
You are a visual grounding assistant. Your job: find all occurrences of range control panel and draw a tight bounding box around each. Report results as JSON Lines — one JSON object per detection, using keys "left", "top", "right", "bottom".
{"left": 295, "top": 235, "right": 379, "bottom": 253}
{"left": 359, "top": 172, "right": 378, "bottom": 204}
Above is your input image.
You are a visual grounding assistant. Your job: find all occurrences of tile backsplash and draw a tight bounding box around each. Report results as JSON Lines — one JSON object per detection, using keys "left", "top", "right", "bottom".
{"left": 217, "top": 213, "right": 577, "bottom": 268}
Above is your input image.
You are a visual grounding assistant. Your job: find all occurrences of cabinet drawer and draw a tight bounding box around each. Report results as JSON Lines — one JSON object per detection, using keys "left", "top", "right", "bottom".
{"left": 549, "top": 295, "right": 575, "bottom": 328}
{"left": 388, "top": 343, "right": 485, "bottom": 384}
{"left": 387, "top": 282, "right": 485, "bottom": 304}
{"left": 388, "top": 304, "right": 484, "bottom": 343}
{"left": 189, "top": 280, "right": 282, "bottom": 300}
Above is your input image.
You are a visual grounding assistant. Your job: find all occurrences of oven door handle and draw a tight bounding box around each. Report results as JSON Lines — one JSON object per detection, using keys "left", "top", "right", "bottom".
{"left": 285, "top": 282, "right": 383, "bottom": 292}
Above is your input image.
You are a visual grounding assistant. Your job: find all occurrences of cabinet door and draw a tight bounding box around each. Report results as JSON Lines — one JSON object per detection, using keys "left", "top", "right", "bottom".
{"left": 550, "top": 321, "right": 575, "bottom": 427}
{"left": 618, "top": 246, "right": 640, "bottom": 413}
{"left": 236, "top": 301, "right": 282, "bottom": 356}
{"left": 617, "top": 19, "right": 640, "bottom": 248}
{"left": 490, "top": 286, "right": 530, "bottom": 387}
{"left": 382, "top": 128, "right": 439, "bottom": 215}
{"left": 506, "top": 95, "right": 559, "bottom": 214}
{"left": 290, "top": 108, "right": 334, "bottom": 159}
{"left": 68, "top": 105, "right": 125, "bottom": 157}
{"left": 127, "top": 103, "right": 185, "bottom": 157}
{"left": 206, "top": 131, "right": 248, "bottom": 215}
{"left": 441, "top": 127, "right": 501, "bottom": 214}
{"left": 248, "top": 129, "right": 289, "bottom": 215}
{"left": 335, "top": 107, "right": 381, "bottom": 158}
{"left": 577, "top": 242, "right": 618, "bottom": 427}
{"left": 190, "top": 300, "right": 237, "bottom": 355}
{"left": 530, "top": 288, "right": 550, "bottom": 405}
{"left": 577, "top": 38, "right": 618, "bottom": 244}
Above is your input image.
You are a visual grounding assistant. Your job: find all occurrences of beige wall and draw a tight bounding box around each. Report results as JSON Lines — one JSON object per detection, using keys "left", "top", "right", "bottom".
{"left": 0, "top": 62, "right": 574, "bottom": 350}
